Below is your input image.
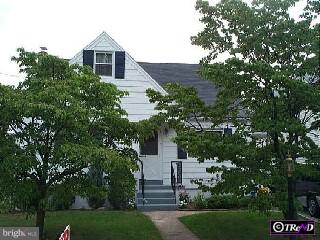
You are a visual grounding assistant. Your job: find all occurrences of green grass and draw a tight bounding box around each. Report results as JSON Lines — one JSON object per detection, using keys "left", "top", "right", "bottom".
{"left": 179, "top": 211, "right": 319, "bottom": 240}
{"left": 0, "top": 210, "right": 162, "bottom": 240}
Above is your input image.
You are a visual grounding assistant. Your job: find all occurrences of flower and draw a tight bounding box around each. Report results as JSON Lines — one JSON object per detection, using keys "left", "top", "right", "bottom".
{"left": 178, "top": 190, "right": 190, "bottom": 208}
{"left": 257, "top": 185, "right": 270, "bottom": 194}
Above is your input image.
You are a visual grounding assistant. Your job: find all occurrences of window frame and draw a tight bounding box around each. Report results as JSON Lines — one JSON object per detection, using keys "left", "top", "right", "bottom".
{"left": 177, "top": 146, "right": 188, "bottom": 159}
{"left": 94, "top": 51, "right": 114, "bottom": 77}
{"left": 140, "top": 132, "right": 158, "bottom": 156}
{"left": 223, "top": 127, "right": 233, "bottom": 136}
{"left": 205, "top": 129, "right": 223, "bottom": 135}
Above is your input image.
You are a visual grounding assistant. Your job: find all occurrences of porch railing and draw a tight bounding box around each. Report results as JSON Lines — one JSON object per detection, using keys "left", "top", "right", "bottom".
{"left": 138, "top": 158, "right": 145, "bottom": 205}
{"left": 171, "top": 163, "right": 177, "bottom": 203}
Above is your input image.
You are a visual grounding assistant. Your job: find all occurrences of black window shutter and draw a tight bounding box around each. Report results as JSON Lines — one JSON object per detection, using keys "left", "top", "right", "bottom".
{"left": 83, "top": 50, "right": 94, "bottom": 69}
{"left": 224, "top": 127, "right": 232, "bottom": 136}
{"left": 177, "top": 146, "right": 187, "bottom": 159}
{"left": 115, "top": 51, "right": 125, "bottom": 79}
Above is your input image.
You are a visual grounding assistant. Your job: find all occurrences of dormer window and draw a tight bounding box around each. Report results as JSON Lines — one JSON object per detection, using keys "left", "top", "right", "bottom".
{"left": 95, "top": 52, "right": 113, "bottom": 76}
{"left": 83, "top": 50, "right": 125, "bottom": 79}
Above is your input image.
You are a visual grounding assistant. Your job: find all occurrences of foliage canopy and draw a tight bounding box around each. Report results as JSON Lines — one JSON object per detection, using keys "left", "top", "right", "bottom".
{"left": 0, "top": 49, "right": 138, "bottom": 238}
{"left": 147, "top": 0, "right": 320, "bottom": 218}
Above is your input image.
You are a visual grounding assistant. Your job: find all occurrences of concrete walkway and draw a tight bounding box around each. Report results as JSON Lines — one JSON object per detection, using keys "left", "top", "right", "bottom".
{"left": 144, "top": 211, "right": 201, "bottom": 240}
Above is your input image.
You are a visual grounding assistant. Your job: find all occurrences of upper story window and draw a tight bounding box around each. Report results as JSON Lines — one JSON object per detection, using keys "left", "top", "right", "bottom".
{"left": 95, "top": 52, "right": 113, "bottom": 76}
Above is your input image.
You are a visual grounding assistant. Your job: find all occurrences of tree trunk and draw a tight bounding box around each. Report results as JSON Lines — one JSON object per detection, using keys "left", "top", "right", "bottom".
{"left": 287, "top": 176, "right": 296, "bottom": 219}
{"left": 36, "top": 207, "right": 45, "bottom": 240}
{"left": 287, "top": 176, "right": 297, "bottom": 240}
{"left": 271, "top": 96, "right": 296, "bottom": 240}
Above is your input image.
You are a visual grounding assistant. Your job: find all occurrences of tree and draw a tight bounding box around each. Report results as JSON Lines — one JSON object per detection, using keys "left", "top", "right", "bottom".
{"left": 146, "top": 0, "right": 320, "bottom": 222}
{"left": 0, "top": 49, "right": 137, "bottom": 239}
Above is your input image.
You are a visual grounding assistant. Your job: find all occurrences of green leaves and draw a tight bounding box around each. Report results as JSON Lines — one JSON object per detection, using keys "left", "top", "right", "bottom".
{"left": 0, "top": 49, "right": 137, "bottom": 215}
{"left": 146, "top": 0, "right": 319, "bottom": 216}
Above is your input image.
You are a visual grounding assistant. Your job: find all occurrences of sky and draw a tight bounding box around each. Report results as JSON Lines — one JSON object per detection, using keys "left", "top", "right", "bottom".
{"left": 0, "top": 0, "right": 211, "bottom": 86}
{"left": 0, "top": 0, "right": 311, "bottom": 86}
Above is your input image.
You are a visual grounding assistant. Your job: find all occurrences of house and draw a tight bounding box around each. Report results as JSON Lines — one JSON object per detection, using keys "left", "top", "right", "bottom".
{"left": 70, "top": 32, "right": 233, "bottom": 210}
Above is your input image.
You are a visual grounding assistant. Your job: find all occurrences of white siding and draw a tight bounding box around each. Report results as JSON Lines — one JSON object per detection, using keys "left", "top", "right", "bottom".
{"left": 70, "top": 33, "right": 274, "bottom": 193}
{"left": 303, "top": 112, "right": 320, "bottom": 147}
{"left": 69, "top": 32, "right": 165, "bottom": 122}
{"left": 308, "top": 130, "right": 320, "bottom": 147}
{"left": 161, "top": 128, "right": 233, "bottom": 189}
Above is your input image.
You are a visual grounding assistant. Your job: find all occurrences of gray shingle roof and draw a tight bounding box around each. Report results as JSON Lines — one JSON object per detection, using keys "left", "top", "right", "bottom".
{"left": 138, "top": 62, "right": 218, "bottom": 105}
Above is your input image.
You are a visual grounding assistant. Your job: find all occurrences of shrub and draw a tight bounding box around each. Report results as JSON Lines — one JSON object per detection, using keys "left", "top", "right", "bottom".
{"left": 178, "top": 190, "right": 190, "bottom": 209}
{"left": 47, "top": 184, "right": 76, "bottom": 210}
{"left": 223, "top": 195, "right": 240, "bottom": 209}
{"left": 239, "top": 196, "right": 251, "bottom": 208}
{"left": 207, "top": 195, "right": 251, "bottom": 209}
{"left": 187, "top": 194, "right": 252, "bottom": 210}
{"left": 88, "top": 196, "right": 106, "bottom": 209}
{"left": 47, "top": 195, "right": 75, "bottom": 211}
{"left": 207, "top": 195, "right": 221, "bottom": 209}
{"left": 87, "top": 165, "right": 106, "bottom": 209}
{"left": 107, "top": 163, "right": 136, "bottom": 210}
{"left": 0, "top": 196, "right": 14, "bottom": 213}
{"left": 248, "top": 187, "right": 273, "bottom": 214}
{"left": 192, "top": 194, "right": 208, "bottom": 209}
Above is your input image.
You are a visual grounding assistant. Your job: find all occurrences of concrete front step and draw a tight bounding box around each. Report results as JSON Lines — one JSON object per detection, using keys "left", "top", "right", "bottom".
{"left": 140, "top": 185, "right": 173, "bottom": 190}
{"left": 137, "top": 204, "right": 177, "bottom": 211}
{"left": 142, "top": 189, "right": 175, "bottom": 193}
{"left": 139, "top": 180, "right": 163, "bottom": 186}
{"left": 137, "top": 180, "right": 177, "bottom": 211}
{"left": 137, "top": 192, "right": 175, "bottom": 198}
{"left": 137, "top": 197, "right": 176, "bottom": 205}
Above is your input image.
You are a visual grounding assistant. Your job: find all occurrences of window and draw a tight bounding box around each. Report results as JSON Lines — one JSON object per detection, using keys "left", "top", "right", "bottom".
{"left": 223, "top": 127, "right": 232, "bottom": 136}
{"left": 206, "top": 129, "right": 223, "bottom": 135}
{"left": 140, "top": 133, "right": 158, "bottom": 155}
{"left": 95, "top": 52, "right": 113, "bottom": 76}
{"left": 177, "top": 146, "right": 187, "bottom": 159}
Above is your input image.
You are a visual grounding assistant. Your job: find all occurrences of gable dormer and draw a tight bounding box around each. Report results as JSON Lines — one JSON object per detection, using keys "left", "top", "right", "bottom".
{"left": 70, "top": 32, "right": 126, "bottom": 79}
{"left": 70, "top": 32, "right": 164, "bottom": 89}
{"left": 69, "top": 32, "right": 166, "bottom": 122}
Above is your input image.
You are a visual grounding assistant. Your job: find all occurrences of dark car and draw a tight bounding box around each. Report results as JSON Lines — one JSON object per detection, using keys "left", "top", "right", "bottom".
{"left": 295, "top": 178, "right": 320, "bottom": 217}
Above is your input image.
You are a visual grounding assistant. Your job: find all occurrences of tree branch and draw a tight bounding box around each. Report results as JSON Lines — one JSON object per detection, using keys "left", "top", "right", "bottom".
{"left": 48, "top": 165, "right": 87, "bottom": 185}
{"left": 193, "top": 113, "right": 204, "bottom": 131}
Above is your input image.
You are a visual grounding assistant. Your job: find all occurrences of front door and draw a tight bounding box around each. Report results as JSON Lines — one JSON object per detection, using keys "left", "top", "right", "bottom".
{"left": 140, "top": 131, "right": 162, "bottom": 180}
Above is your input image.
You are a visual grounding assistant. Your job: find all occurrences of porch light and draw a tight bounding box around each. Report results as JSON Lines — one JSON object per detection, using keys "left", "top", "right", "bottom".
{"left": 286, "top": 154, "right": 294, "bottom": 177}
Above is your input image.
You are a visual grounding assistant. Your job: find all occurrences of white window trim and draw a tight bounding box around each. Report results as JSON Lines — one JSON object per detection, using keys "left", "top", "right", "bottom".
{"left": 94, "top": 51, "right": 115, "bottom": 77}
{"left": 196, "top": 128, "right": 224, "bottom": 135}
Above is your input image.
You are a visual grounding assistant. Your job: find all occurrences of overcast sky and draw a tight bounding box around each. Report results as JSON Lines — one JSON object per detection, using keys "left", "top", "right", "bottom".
{"left": 0, "top": 0, "right": 310, "bottom": 86}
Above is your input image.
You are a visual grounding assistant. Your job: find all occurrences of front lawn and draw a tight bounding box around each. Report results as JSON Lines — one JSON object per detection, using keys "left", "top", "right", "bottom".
{"left": 179, "top": 211, "right": 319, "bottom": 240}
{"left": 0, "top": 210, "right": 162, "bottom": 240}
